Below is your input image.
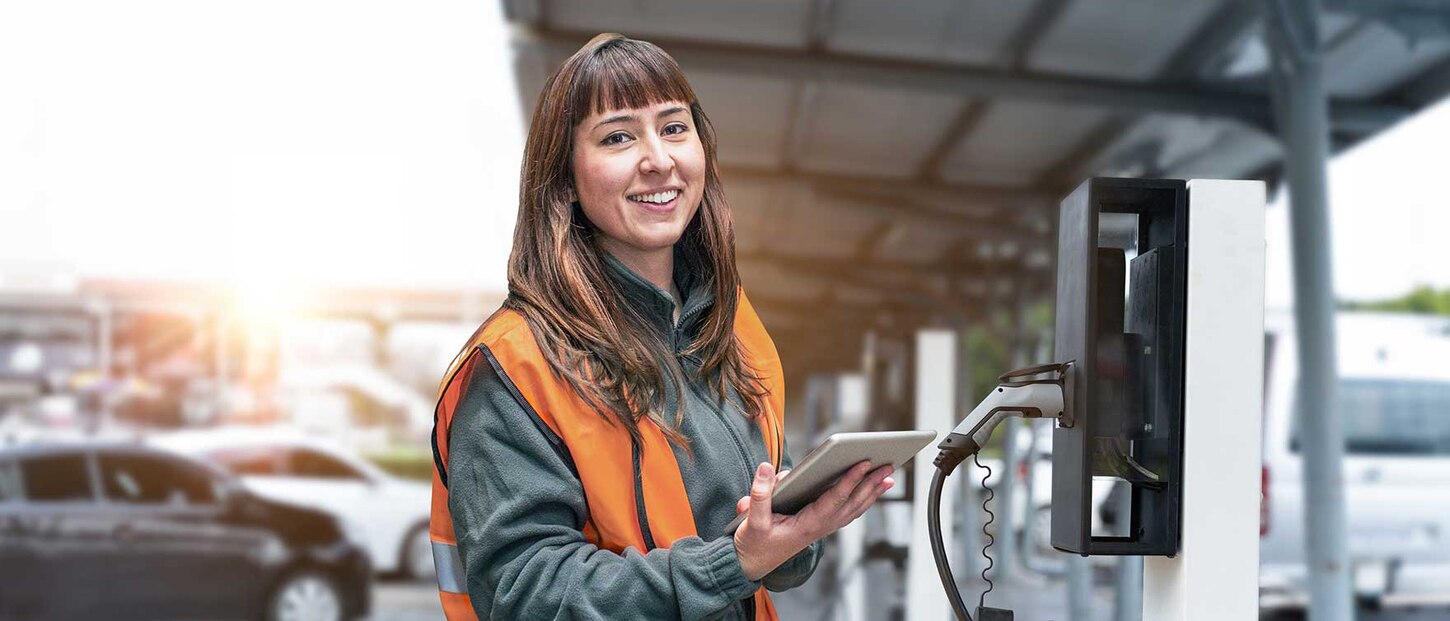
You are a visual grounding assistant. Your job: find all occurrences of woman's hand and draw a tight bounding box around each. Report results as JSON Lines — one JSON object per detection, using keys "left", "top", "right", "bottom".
{"left": 732, "top": 460, "right": 894, "bottom": 581}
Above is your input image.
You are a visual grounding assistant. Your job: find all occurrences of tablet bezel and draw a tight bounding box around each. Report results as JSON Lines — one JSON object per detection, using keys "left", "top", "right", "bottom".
{"left": 724, "top": 429, "right": 937, "bottom": 534}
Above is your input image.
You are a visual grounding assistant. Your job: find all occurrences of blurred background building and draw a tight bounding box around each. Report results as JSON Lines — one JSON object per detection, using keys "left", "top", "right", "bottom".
{"left": 3, "top": 0, "right": 1450, "bottom": 619}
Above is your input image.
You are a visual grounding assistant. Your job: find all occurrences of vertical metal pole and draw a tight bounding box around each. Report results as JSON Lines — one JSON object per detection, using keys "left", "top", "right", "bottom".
{"left": 94, "top": 300, "right": 114, "bottom": 432}
{"left": 996, "top": 294, "right": 1032, "bottom": 579}
{"left": 955, "top": 325, "right": 981, "bottom": 577}
{"left": 1112, "top": 483, "right": 1142, "bottom": 621}
{"left": 215, "top": 311, "right": 229, "bottom": 419}
{"left": 1022, "top": 323, "right": 1066, "bottom": 578}
{"left": 94, "top": 300, "right": 112, "bottom": 381}
{"left": 1264, "top": 2, "right": 1354, "bottom": 619}
{"left": 1020, "top": 419, "right": 1066, "bottom": 578}
{"left": 1067, "top": 554, "right": 1094, "bottom": 621}
{"left": 997, "top": 417, "right": 1021, "bottom": 577}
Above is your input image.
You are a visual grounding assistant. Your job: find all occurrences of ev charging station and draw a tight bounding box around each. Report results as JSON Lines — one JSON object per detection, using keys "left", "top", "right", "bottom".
{"left": 916, "top": 178, "right": 1264, "bottom": 621}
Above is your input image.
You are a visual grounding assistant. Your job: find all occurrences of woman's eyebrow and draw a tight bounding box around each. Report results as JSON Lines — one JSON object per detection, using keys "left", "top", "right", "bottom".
{"left": 593, "top": 106, "right": 688, "bottom": 130}
{"left": 595, "top": 113, "right": 635, "bottom": 129}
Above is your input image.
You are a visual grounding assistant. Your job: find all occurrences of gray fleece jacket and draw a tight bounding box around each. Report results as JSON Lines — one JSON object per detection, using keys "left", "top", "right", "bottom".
{"left": 446, "top": 250, "right": 822, "bottom": 620}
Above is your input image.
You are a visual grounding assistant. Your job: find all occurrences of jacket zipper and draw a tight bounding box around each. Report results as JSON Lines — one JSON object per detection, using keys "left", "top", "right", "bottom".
{"left": 672, "top": 316, "right": 756, "bottom": 485}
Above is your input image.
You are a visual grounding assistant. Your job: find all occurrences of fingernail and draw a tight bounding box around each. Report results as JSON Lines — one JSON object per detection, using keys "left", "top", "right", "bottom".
{"left": 756, "top": 463, "right": 771, "bottom": 479}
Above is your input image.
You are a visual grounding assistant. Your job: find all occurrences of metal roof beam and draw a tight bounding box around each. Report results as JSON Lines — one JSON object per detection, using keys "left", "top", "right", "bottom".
{"left": 916, "top": 0, "right": 1073, "bottom": 181}
{"left": 1035, "top": 1, "right": 1266, "bottom": 188}
{"left": 1391, "top": 54, "right": 1450, "bottom": 106}
{"left": 723, "top": 165, "right": 1053, "bottom": 209}
{"left": 724, "top": 168, "right": 1050, "bottom": 244}
{"left": 514, "top": 27, "right": 1410, "bottom": 135}
{"left": 1159, "top": 0, "right": 1263, "bottom": 81}
{"left": 738, "top": 252, "right": 1041, "bottom": 309}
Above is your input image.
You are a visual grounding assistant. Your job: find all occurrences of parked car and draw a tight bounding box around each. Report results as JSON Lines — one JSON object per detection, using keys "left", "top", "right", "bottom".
{"left": 151, "top": 427, "right": 434, "bottom": 581}
{"left": 1260, "top": 312, "right": 1450, "bottom": 612}
{"left": 0, "top": 442, "right": 371, "bottom": 621}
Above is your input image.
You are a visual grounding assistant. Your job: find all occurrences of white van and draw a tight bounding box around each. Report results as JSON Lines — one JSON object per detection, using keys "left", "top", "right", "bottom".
{"left": 1260, "top": 311, "right": 1450, "bottom": 611}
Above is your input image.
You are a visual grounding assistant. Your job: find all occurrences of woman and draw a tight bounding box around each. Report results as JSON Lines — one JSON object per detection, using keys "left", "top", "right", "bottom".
{"left": 428, "top": 33, "right": 896, "bottom": 621}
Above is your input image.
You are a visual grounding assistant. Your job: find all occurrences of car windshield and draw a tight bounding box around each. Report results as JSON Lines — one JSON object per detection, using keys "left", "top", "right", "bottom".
{"left": 1292, "top": 378, "right": 1450, "bottom": 455}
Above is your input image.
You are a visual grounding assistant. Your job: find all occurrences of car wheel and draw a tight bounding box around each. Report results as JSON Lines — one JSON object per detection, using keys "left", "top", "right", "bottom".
{"left": 401, "top": 523, "right": 436, "bottom": 582}
{"left": 267, "top": 570, "right": 343, "bottom": 621}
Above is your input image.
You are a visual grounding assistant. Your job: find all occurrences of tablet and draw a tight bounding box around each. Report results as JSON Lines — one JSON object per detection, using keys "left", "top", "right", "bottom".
{"left": 724, "top": 430, "right": 938, "bottom": 534}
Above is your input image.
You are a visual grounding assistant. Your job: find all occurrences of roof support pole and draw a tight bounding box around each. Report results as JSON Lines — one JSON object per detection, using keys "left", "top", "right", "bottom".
{"left": 1264, "top": 2, "right": 1354, "bottom": 620}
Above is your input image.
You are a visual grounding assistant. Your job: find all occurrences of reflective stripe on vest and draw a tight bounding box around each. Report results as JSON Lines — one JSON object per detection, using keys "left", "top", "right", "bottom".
{"left": 432, "top": 541, "right": 467, "bottom": 594}
{"left": 429, "top": 291, "right": 786, "bottom": 620}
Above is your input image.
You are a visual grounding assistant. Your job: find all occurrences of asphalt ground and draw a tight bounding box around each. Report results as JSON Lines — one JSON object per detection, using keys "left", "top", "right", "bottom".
{"left": 367, "top": 574, "right": 1450, "bottom": 621}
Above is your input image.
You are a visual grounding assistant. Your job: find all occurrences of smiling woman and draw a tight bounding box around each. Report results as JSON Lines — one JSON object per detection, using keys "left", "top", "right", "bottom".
{"left": 570, "top": 100, "right": 706, "bottom": 291}
{"left": 427, "top": 33, "right": 896, "bottom": 621}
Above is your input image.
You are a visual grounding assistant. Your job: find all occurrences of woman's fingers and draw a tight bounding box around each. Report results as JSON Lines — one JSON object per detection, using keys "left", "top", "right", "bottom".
{"left": 746, "top": 462, "right": 776, "bottom": 533}
{"left": 847, "top": 476, "right": 895, "bottom": 522}
{"left": 817, "top": 460, "right": 874, "bottom": 512}
{"left": 740, "top": 470, "right": 787, "bottom": 516}
{"left": 840, "top": 465, "right": 894, "bottom": 518}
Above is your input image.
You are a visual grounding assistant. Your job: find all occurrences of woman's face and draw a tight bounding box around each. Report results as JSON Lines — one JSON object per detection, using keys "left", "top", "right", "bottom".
{"left": 570, "top": 99, "right": 706, "bottom": 259}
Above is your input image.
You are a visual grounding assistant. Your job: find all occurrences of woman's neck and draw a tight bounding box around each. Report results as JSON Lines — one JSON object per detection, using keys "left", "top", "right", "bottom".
{"left": 603, "top": 243, "right": 674, "bottom": 294}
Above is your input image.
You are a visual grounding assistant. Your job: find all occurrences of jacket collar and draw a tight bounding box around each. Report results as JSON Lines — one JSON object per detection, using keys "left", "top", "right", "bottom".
{"left": 602, "top": 247, "right": 714, "bottom": 340}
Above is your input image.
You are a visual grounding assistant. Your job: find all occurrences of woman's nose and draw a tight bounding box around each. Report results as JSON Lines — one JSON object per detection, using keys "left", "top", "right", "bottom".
{"left": 638, "top": 136, "right": 674, "bottom": 175}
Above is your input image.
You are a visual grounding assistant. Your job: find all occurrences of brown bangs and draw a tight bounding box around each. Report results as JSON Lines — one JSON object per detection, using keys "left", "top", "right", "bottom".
{"left": 568, "top": 38, "right": 697, "bottom": 122}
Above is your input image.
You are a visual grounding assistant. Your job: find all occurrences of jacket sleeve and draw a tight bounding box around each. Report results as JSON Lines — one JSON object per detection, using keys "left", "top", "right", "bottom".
{"left": 760, "top": 433, "right": 823, "bottom": 592}
{"left": 446, "top": 352, "right": 762, "bottom": 621}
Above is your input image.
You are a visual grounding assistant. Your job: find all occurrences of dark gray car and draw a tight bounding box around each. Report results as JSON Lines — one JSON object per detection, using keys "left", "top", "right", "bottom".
{"left": 0, "top": 442, "right": 371, "bottom": 621}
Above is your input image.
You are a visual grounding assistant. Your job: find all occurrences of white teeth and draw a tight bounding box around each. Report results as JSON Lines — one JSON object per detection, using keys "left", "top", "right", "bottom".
{"left": 630, "top": 189, "right": 679, "bottom": 204}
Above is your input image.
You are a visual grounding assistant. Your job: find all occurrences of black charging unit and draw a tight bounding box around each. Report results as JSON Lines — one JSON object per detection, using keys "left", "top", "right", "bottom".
{"left": 1050, "top": 177, "right": 1187, "bottom": 557}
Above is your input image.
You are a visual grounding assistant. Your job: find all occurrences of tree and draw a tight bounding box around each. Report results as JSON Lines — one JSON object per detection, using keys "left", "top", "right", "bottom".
{"left": 1345, "top": 285, "right": 1450, "bottom": 316}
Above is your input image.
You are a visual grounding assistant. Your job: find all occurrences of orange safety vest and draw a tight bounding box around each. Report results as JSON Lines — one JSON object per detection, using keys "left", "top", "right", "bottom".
{"left": 429, "top": 291, "right": 786, "bottom": 620}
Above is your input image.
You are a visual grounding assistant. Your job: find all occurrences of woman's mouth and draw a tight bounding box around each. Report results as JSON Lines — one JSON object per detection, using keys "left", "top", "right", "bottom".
{"left": 627, "top": 189, "right": 681, "bottom": 212}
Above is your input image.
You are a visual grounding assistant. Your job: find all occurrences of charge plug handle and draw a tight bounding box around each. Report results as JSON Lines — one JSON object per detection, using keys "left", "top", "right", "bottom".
{"left": 929, "top": 362, "right": 1071, "bottom": 621}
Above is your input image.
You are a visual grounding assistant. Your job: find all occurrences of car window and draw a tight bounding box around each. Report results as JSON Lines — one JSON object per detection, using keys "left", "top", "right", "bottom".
{"left": 1292, "top": 378, "right": 1450, "bottom": 455}
{"left": 0, "top": 461, "right": 20, "bottom": 502}
{"left": 288, "top": 449, "right": 366, "bottom": 481}
{"left": 19, "top": 453, "right": 94, "bottom": 502}
{"left": 208, "top": 446, "right": 285, "bottom": 476}
{"left": 99, "top": 453, "right": 219, "bottom": 505}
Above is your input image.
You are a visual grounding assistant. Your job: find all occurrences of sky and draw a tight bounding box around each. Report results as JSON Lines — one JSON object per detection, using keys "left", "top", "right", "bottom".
{"left": 1, "top": 2, "right": 1447, "bottom": 304}
{"left": 0, "top": 0, "right": 523, "bottom": 293}
{"left": 1264, "top": 94, "right": 1450, "bottom": 309}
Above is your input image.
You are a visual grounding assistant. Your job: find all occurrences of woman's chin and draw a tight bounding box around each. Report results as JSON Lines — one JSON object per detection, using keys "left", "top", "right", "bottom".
{"left": 629, "top": 225, "right": 690, "bottom": 249}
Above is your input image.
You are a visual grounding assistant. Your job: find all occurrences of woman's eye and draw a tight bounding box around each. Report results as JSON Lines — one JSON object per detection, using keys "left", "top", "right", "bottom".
{"left": 602, "top": 132, "right": 630, "bottom": 146}
{"left": 664, "top": 123, "right": 688, "bottom": 136}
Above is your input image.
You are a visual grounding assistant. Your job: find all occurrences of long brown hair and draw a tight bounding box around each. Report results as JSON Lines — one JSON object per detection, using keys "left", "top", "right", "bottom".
{"left": 497, "top": 32, "right": 764, "bottom": 449}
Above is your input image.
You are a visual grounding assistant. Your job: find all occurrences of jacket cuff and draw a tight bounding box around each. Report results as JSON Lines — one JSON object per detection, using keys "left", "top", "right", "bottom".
{"left": 703, "top": 536, "right": 761, "bottom": 602}
{"left": 763, "top": 539, "right": 820, "bottom": 592}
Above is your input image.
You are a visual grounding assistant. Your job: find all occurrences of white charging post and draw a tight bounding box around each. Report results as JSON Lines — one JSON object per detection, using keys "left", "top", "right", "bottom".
{"left": 907, "top": 330, "right": 957, "bottom": 621}
{"left": 1142, "top": 179, "right": 1265, "bottom": 620}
